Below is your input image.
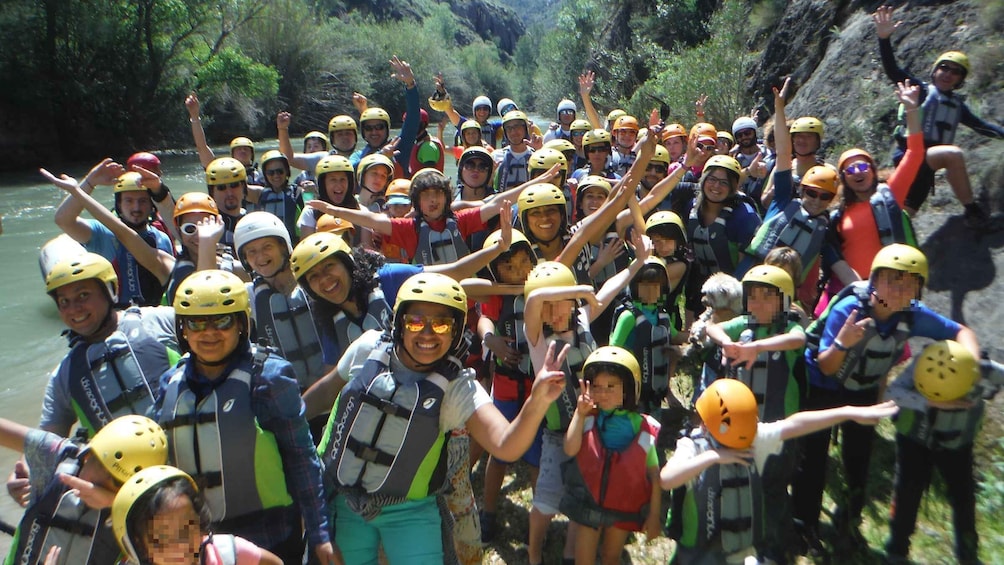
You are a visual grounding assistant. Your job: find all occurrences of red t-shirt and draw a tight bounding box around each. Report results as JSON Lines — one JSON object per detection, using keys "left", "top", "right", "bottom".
{"left": 388, "top": 207, "right": 488, "bottom": 262}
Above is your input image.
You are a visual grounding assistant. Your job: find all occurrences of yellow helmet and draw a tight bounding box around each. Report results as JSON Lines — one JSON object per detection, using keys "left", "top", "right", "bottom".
{"left": 113, "top": 172, "right": 146, "bottom": 194}
{"left": 524, "top": 261, "right": 577, "bottom": 300}
{"left": 790, "top": 117, "right": 824, "bottom": 137}
{"left": 303, "top": 130, "right": 329, "bottom": 151}
{"left": 800, "top": 165, "right": 839, "bottom": 195}
{"left": 482, "top": 228, "right": 535, "bottom": 281}
{"left": 528, "top": 147, "right": 568, "bottom": 176}
{"left": 914, "top": 340, "right": 979, "bottom": 402}
{"left": 582, "top": 129, "right": 612, "bottom": 148}
{"left": 696, "top": 379, "right": 759, "bottom": 449}
{"left": 570, "top": 119, "right": 592, "bottom": 133}
{"left": 260, "top": 149, "right": 289, "bottom": 172}
{"left": 651, "top": 145, "right": 672, "bottom": 166}
{"left": 428, "top": 91, "right": 452, "bottom": 112}
{"left": 46, "top": 252, "right": 118, "bottom": 303}
{"left": 86, "top": 415, "right": 168, "bottom": 483}
{"left": 717, "top": 131, "right": 735, "bottom": 145}
{"left": 172, "top": 193, "right": 220, "bottom": 225}
{"left": 544, "top": 139, "right": 576, "bottom": 154}
{"left": 359, "top": 108, "right": 391, "bottom": 131}
{"left": 356, "top": 153, "right": 394, "bottom": 188}
{"left": 933, "top": 51, "right": 970, "bottom": 76}
{"left": 393, "top": 273, "right": 468, "bottom": 352}
{"left": 605, "top": 109, "right": 627, "bottom": 125}
{"left": 315, "top": 214, "right": 356, "bottom": 238}
{"left": 870, "top": 244, "right": 928, "bottom": 284}
{"left": 229, "top": 136, "right": 254, "bottom": 154}
{"left": 645, "top": 211, "right": 687, "bottom": 243}
{"left": 705, "top": 155, "right": 742, "bottom": 177}
{"left": 458, "top": 146, "right": 495, "bottom": 179}
{"left": 205, "top": 157, "right": 247, "bottom": 185}
{"left": 578, "top": 175, "right": 612, "bottom": 197}
{"left": 582, "top": 346, "right": 642, "bottom": 410}
{"left": 328, "top": 114, "right": 358, "bottom": 136}
{"left": 502, "top": 110, "right": 529, "bottom": 129}
{"left": 459, "top": 119, "right": 482, "bottom": 138}
{"left": 113, "top": 465, "right": 199, "bottom": 564}
{"left": 173, "top": 270, "right": 251, "bottom": 352}
{"left": 290, "top": 231, "right": 354, "bottom": 286}
{"left": 517, "top": 183, "right": 567, "bottom": 236}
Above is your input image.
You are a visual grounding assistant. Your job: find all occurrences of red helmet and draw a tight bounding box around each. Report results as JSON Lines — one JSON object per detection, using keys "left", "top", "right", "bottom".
{"left": 127, "top": 152, "right": 162, "bottom": 175}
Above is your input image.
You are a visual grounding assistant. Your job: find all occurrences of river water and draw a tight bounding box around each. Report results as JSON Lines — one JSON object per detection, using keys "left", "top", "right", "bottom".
{"left": 0, "top": 131, "right": 468, "bottom": 549}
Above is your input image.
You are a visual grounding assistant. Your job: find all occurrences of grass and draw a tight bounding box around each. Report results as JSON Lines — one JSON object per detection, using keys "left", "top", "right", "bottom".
{"left": 473, "top": 359, "right": 1004, "bottom": 564}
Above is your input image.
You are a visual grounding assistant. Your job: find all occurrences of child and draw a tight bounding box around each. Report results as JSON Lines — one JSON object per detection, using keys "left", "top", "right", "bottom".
{"left": 379, "top": 178, "right": 412, "bottom": 263}
{"left": 883, "top": 341, "right": 1003, "bottom": 564}
{"left": 763, "top": 246, "right": 809, "bottom": 327}
{"left": 1, "top": 415, "right": 168, "bottom": 565}
{"left": 112, "top": 465, "right": 281, "bottom": 565}
{"left": 561, "top": 346, "right": 661, "bottom": 565}
{"left": 661, "top": 379, "right": 898, "bottom": 564}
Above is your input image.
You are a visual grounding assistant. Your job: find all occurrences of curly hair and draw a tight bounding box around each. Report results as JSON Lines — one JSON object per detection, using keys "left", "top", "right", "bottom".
{"left": 312, "top": 247, "right": 386, "bottom": 318}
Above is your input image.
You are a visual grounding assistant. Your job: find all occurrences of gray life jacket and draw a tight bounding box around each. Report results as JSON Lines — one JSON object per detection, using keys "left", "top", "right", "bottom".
{"left": 617, "top": 302, "right": 673, "bottom": 403}
{"left": 895, "top": 400, "right": 984, "bottom": 451}
{"left": 415, "top": 216, "right": 470, "bottom": 266}
{"left": 689, "top": 204, "right": 735, "bottom": 278}
{"left": 734, "top": 321, "right": 800, "bottom": 422}
{"left": 747, "top": 200, "right": 827, "bottom": 270}
{"left": 252, "top": 281, "right": 326, "bottom": 390}
{"left": 493, "top": 295, "right": 533, "bottom": 396}
{"left": 895, "top": 84, "right": 964, "bottom": 146}
{"left": 331, "top": 288, "right": 392, "bottom": 358}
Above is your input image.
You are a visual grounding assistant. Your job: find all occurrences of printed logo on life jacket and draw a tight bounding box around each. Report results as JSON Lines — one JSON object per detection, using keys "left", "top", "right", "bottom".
{"left": 332, "top": 395, "right": 356, "bottom": 454}
{"left": 706, "top": 485, "right": 717, "bottom": 542}
{"left": 20, "top": 519, "right": 42, "bottom": 565}
{"left": 222, "top": 399, "right": 236, "bottom": 413}
{"left": 81, "top": 376, "right": 110, "bottom": 429}
{"left": 423, "top": 398, "right": 437, "bottom": 410}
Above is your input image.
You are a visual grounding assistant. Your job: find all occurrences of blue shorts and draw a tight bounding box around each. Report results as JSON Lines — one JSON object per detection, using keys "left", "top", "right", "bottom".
{"left": 492, "top": 397, "right": 543, "bottom": 466}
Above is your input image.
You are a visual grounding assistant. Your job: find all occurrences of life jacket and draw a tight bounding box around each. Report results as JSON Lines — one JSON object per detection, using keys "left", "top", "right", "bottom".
{"left": 732, "top": 319, "right": 802, "bottom": 422}
{"left": 251, "top": 281, "right": 327, "bottom": 390}
{"left": 528, "top": 234, "right": 592, "bottom": 285}
{"left": 895, "top": 83, "right": 965, "bottom": 147}
{"left": 252, "top": 186, "right": 301, "bottom": 245}
{"left": 616, "top": 302, "right": 673, "bottom": 406}
{"left": 379, "top": 235, "right": 410, "bottom": 264}
{"left": 542, "top": 318, "right": 596, "bottom": 432}
{"left": 6, "top": 444, "right": 119, "bottom": 565}
{"left": 832, "top": 183, "right": 916, "bottom": 248}
{"left": 588, "top": 231, "right": 631, "bottom": 287}
{"left": 414, "top": 216, "right": 470, "bottom": 266}
{"left": 492, "top": 295, "right": 533, "bottom": 402}
{"left": 805, "top": 282, "right": 912, "bottom": 391}
{"left": 689, "top": 204, "right": 736, "bottom": 278}
{"left": 331, "top": 289, "right": 392, "bottom": 355}
{"left": 113, "top": 226, "right": 171, "bottom": 307}
{"left": 159, "top": 347, "right": 294, "bottom": 523}
{"left": 610, "top": 150, "right": 636, "bottom": 178}
{"left": 675, "top": 434, "right": 763, "bottom": 554}
{"left": 736, "top": 148, "right": 769, "bottom": 214}
{"left": 409, "top": 137, "right": 445, "bottom": 174}
{"left": 62, "top": 307, "right": 171, "bottom": 436}
{"left": 894, "top": 400, "right": 984, "bottom": 451}
{"left": 665, "top": 256, "right": 691, "bottom": 332}
{"left": 322, "top": 337, "right": 463, "bottom": 499}
{"left": 560, "top": 413, "right": 659, "bottom": 529}
{"left": 747, "top": 200, "right": 828, "bottom": 279}
{"left": 495, "top": 149, "right": 530, "bottom": 190}
{"left": 202, "top": 533, "right": 239, "bottom": 565}
{"left": 167, "top": 256, "right": 197, "bottom": 307}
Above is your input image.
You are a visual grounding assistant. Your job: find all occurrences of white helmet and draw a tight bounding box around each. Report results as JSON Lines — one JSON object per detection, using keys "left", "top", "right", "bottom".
{"left": 497, "top": 98, "right": 517, "bottom": 117}
{"left": 233, "top": 211, "right": 293, "bottom": 271}
{"left": 472, "top": 95, "right": 492, "bottom": 115}
{"left": 557, "top": 99, "right": 576, "bottom": 115}
{"left": 732, "top": 117, "right": 758, "bottom": 137}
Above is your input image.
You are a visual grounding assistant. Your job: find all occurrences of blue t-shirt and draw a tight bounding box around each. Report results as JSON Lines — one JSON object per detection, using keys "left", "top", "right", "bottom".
{"left": 84, "top": 219, "right": 173, "bottom": 305}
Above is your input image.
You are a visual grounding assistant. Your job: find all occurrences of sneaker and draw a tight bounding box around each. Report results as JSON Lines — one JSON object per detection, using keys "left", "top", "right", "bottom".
{"left": 479, "top": 510, "right": 496, "bottom": 544}
{"left": 795, "top": 524, "right": 826, "bottom": 560}
{"left": 963, "top": 204, "right": 995, "bottom": 231}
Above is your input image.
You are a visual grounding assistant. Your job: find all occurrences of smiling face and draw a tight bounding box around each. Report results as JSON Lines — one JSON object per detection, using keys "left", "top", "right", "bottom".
{"left": 399, "top": 302, "right": 456, "bottom": 370}
{"left": 526, "top": 205, "right": 563, "bottom": 243}
{"left": 800, "top": 185, "right": 835, "bottom": 217}
{"left": 145, "top": 495, "right": 202, "bottom": 565}
{"left": 932, "top": 62, "right": 965, "bottom": 91}
{"left": 586, "top": 144, "right": 611, "bottom": 169}
{"left": 183, "top": 314, "right": 241, "bottom": 367}
{"left": 305, "top": 256, "right": 352, "bottom": 306}
{"left": 323, "top": 172, "right": 351, "bottom": 205}
{"left": 702, "top": 170, "right": 733, "bottom": 203}
{"left": 263, "top": 162, "right": 289, "bottom": 190}
{"left": 55, "top": 279, "right": 112, "bottom": 338}
{"left": 504, "top": 121, "right": 528, "bottom": 146}
{"left": 578, "top": 187, "right": 607, "bottom": 217}
{"left": 118, "top": 191, "right": 153, "bottom": 228}
{"left": 462, "top": 128, "right": 483, "bottom": 147}
{"left": 331, "top": 130, "right": 357, "bottom": 153}
{"left": 791, "top": 132, "right": 819, "bottom": 156}
{"left": 842, "top": 157, "right": 875, "bottom": 197}
{"left": 177, "top": 211, "right": 214, "bottom": 254}
{"left": 614, "top": 129, "right": 637, "bottom": 150}
{"left": 211, "top": 182, "right": 244, "bottom": 216}
{"left": 241, "top": 236, "right": 287, "bottom": 278}
{"left": 361, "top": 120, "right": 389, "bottom": 147}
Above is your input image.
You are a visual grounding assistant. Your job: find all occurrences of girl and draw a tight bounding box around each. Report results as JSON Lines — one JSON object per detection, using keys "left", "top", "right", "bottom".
{"left": 112, "top": 465, "right": 281, "bottom": 565}
{"left": 562, "top": 347, "right": 662, "bottom": 565}
{"left": 297, "top": 154, "right": 359, "bottom": 238}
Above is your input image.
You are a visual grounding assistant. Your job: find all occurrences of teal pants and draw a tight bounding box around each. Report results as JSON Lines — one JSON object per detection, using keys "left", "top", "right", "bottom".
{"left": 333, "top": 495, "right": 443, "bottom": 565}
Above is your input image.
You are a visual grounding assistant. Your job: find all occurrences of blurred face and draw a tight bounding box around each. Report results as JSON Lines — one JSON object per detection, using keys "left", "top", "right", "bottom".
{"left": 746, "top": 285, "right": 782, "bottom": 324}
{"left": 210, "top": 181, "right": 244, "bottom": 215}
{"left": 792, "top": 132, "right": 819, "bottom": 156}
{"left": 494, "top": 249, "right": 534, "bottom": 284}
{"left": 418, "top": 188, "right": 447, "bottom": 220}
{"left": 323, "top": 172, "right": 351, "bottom": 205}
{"left": 637, "top": 281, "right": 663, "bottom": 305}
{"left": 177, "top": 212, "right": 214, "bottom": 253}
{"left": 650, "top": 233, "right": 678, "bottom": 258}
{"left": 933, "top": 62, "right": 965, "bottom": 91}
{"left": 702, "top": 170, "right": 732, "bottom": 203}
{"left": 385, "top": 202, "right": 411, "bottom": 218}
{"left": 331, "top": 130, "right": 357, "bottom": 152}
{"left": 590, "top": 372, "right": 625, "bottom": 411}
{"left": 241, "top": 236, "right": 287, "bottom": 278}
{"left": 231, "top": 146, "right": 253, "bottom": 165}
{"left": 872, "top": 269, "right": 922, "bottom": 314}
{"left": 664, "top": 136, "right": 686, "bottom": 161}
{"left": 183, "top": 313, "right": 241, "bottom": 365}
{"left": 55, "top": 280, "right": 111, "bottom": 338}
{"left": 579, "top": 187, "right": 607, "bottom": 217}
{"left": 460, "top": 157, "right": 492, "bottom": 188}
{"left": 526, "top": 205, "right": 562, "bottom": 243}
{"left": 842, "top": 158, "right": 875, "bottom": 196}
{"left": 305, "top": 256, "right": 352, "bottom": 306}
{"left": 118, "top": 191, "right": 153, "bottom": 228}
{"left": 400, "top": 302, "right": 456, "bottom": 369}
{"left": 305, "top": 138, "right": 326, "bottom": 153}
{"left": 145, "top": 495, "right": 201, "bottom": 565}
{"left": 362, "top": 166, "right": 391, "bottom": 194}
{"left": 361, "top": 120, "right": 389, "bottom": 147}
{"left": 543, "top": 299, "right": 575, "bottom": 332}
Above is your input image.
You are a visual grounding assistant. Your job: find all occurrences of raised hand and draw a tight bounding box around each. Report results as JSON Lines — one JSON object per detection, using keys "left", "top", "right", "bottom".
{"left": 575, "top": 378, "right": 595, "bottom": 416}
{"left": 497, "top": 200, "right": 513, "bottom": 248}
{"left": 352, "top": 92, "right": 368, "bottom": 114}
{"left": 835, "top": 309, "right": 873, "bottom": 349}
{"left": 389, "top": 56, "right": 415, "bottom": 86}
{"left": 896, "top": 79, "right": 921, "bottom": 109}
{"left": 277, "top": 111, "right": 292, "bottom": 130}
{"left": 184, "top": 92, "right": 201, "bottom": 119}
{"left": 197, "top": 215, "right": 225, "bottom": 246}
{"left": 873, "top": 5, "right": 901, "bottom": 39}
{"left": 578, "top": 71, "right": 595, "bottom": 95}
{"left": 532, "top": 342, "right": 572, "bottom": 403}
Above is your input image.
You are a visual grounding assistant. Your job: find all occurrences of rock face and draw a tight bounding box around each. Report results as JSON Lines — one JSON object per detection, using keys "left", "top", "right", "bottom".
{"left": 448, "top": 0, "right": 525, "bottom": 55}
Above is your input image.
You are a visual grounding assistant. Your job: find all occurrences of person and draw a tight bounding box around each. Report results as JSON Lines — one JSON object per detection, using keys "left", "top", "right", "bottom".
{"left": 543, "top": 99, "right": 578, "bottom": 143}
{"left": 661, "top": 379, "right": 898, "bottom": 565}
{"left": 253, "top": 150, "right": 303, "bottom": 245}
{"left": 349, "top": 57, "right": 420, "bottom": 171}
{"left": 53, "top": 161, "right": 175, "bottom": 307}
{"left": 204, "top": 157, "right": 250, "bottom": 250}
{"left": 378, "top": 178, "right": 412, "bottom": 263}
{"left": 792, "top": 244, "right": 981, "bottom": 557}
{"left": 315, "top": 272, "right": 569, "bottom": 564}
{"left": 759, "top": 115, "right": 826, "bottom": 211}
{"left": 493, "top": 110, "right": 538, "bottom": 190}
{"left": 185, "top": 93, "right": 265, "bottom": 185}
{"left": 882, "top": 341, "right": 1002, "bottom": 565}
{"left": 297, "top": 154, "right": 360, "bottom": 239}
{"left": 111, "top": 465, "right": 282, "bottom": 565}
{"left": 438, "top": 86, "right": 500, "bottom": 149}
{"left": 874, "top": 5, "right": 1003, "bottom": 225}
{"left": 560, "top": 347, "right": 662, "bottom": 565}
{"left": 661, "top": 123, "right": 689, "bottom": 164}
{"left": 609, "top": 115, "right": 640, "bottom": 177}
{"left": 154, "top": 270, "right": 334, "bottom": 564}
{"left": 277, "top": 112, "right": 357, "bottom": 192}
{"left": 731, "top": 116, "right": 769, "bottom": 213}
{"left": 716, "top": 130, "right": 735, "bottom": 155}
{"left": 354, "top": 153, "right": 396, "bottom": 250}
{"left": 570, "top": 129, "right": 618, "bottom": 183}
{"left": 452, "top": 146, "right": 496, "bottom": 206}
{"left": 763, "top": 247, "right": 810, "bottom": 327}
{"left": 400, "top": 108, "right": 446, "bottom": 175}
{"left": 1, "top": 415, "right": 168, "bottom": 565}
{"left": 567, "top": 119, "right": 592, "bottom": 170}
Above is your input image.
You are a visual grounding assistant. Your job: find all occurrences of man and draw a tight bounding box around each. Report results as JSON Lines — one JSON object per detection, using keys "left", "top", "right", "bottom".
{"left": 543, "top": 99, "right": 578, "bottom": 143}
{"left": 732, "top": 116, "right": 770, "bottom": 211}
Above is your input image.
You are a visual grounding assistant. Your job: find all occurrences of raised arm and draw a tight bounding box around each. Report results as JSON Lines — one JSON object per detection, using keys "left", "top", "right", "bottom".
{"left": 524, "top": 285, "right": 598, "bottom": 346}
{"left": 578, "top": 71, "right": 603, "bottom": 129}
{"left": 773, "top": 78, "right": 793, "bottom": 172}
{"left": 480, "top": 166, "right": 560, "bottom": 223}
{"left": 53, "top": 159, "right": 127, "bottom": 244}
{"left": 185, "top": 93, "right": 216, "bottom": 168}
{"left": 429, "top": 201, "right": 513, "bottom": 279}
{"left": 778, "top": 400, "right": 898, "bottom": 441}
{"left": 306, "top": 200, "right": 393, "bottom": 236}
{"left": 277, "top": 111, "right": 319, "bottom": 172}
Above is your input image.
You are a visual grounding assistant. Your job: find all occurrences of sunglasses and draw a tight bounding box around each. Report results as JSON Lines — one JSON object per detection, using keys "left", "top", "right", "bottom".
{"left": 586, "top": 145, "right": 610, "bottom": 154}
{"left": 402, "top": 315, "right": 454, "bottom": 335}
{"left": 362, "top": 123, "right": 387, "bottom": 132}
{"left": 558, "top": 109, "right": 575, "bottom": 115}
{"left": 736, "top": 129, "right": 756, "bottom": 138}
{"left": 801, "top": 187, "right": 835, "bottom": 202}
{"left": 265, "top": 168, "right": 286, "bottom": 176}
{"left": 183, "top": 314, "right": 237, "bottom": 332}
{"left": 180, "top": 223, "right": 199, "bottom": 236}
{"left": 570, "top": 131, "right": 586, "bottom": 137}
{"left": 463, "top": 160, "right": 492, "bottom": 172}
{"left": 843, "top": 162, "right": 871, "bottom": 176}
{"left": 208, "top": 181, "right": 243, "bottom": 191}
{"left": 698, "top": 143, "right": 717, "bottom": 152}
{"left": 646, "top": 164, "right": 668, "bottom": 174}
{"left": 936, "top": 63, "right": 965, "bottom": 76}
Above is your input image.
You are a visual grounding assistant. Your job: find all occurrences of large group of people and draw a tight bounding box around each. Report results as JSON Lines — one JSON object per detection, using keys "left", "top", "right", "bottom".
{"left": 3, "top": 6, "right": 1003, "bottom": 565}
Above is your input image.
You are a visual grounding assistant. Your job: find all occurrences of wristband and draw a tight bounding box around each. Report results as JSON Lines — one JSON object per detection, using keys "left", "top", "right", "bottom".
{"left": 150, "top": 183, "right": 171, "bottom": 203}
{"left": 832, "top": 339, "right": 849, "bottom": 352}
{"left": 80, "top": 181, "right": 94, "bottom": 192}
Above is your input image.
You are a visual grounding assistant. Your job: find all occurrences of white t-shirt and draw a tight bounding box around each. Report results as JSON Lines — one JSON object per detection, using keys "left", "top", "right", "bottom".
{"left": 672, "top": 420, "right": 785, "bottom": 473}
{"left": 527, "top": 308, "right": 592, "bottom": 374}
{"left": 336, "top": 330, "right": 492, "bottom": 430}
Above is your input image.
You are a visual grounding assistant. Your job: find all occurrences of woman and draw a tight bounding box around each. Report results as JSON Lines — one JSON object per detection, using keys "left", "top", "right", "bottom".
{"left": 297, "top": 154, "right": 360, "bottom": 238}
